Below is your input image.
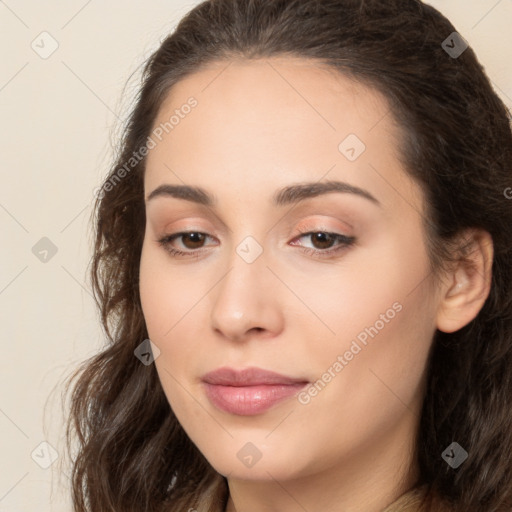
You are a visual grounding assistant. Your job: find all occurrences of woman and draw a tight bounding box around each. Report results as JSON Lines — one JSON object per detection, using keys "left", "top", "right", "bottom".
{"left": 66, "top": 0, "right": 512, "bottom": 511}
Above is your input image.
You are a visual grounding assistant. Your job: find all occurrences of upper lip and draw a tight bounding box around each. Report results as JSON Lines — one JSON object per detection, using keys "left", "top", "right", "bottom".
{"left": 201, "top": 367, "right": 309, "bottom": 386}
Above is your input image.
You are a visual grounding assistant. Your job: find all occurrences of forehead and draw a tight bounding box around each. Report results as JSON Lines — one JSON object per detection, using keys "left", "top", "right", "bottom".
{"left": 144, "top": 56, "right": 419, "bottom": 213}
{"left": 150, "top": 56, "right": 394, "bottom": 144}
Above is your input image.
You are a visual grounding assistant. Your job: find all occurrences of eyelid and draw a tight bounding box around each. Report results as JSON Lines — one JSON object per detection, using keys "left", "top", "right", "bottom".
{"left": 289, "top": 208, "right": 355, "bottom": 229}
{"left": 293, "top": 219, "right": 353, "bottom": 238}
{"left": 159, "top": 218, "right": 353, "bottom": 246}
{"left": 156, "top": 211, "right": 357, "bottom": 256}
{"left": 149, "top": 209, "right": 230, "bottom": 237}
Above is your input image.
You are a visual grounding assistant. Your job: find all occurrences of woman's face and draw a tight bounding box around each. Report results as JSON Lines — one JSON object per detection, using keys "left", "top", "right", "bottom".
{"left": 139, "top": 57, "right": 441, "bottom": 485}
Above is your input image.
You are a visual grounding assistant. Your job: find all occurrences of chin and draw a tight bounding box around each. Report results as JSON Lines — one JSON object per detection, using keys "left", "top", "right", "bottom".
{"left": 196, "top": 435, "right": 314, "bottom": 483}
{"left": 211, "top": 457, "right": 300, "bottom": 482}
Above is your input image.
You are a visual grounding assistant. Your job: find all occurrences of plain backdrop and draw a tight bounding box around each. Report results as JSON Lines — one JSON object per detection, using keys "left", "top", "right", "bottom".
{"left": 1, "top": 1, "right": 511, "bottom": 510}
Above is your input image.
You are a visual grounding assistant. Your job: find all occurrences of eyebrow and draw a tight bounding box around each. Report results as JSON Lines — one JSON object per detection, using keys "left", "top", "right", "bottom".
{"left": 145, "top": 180, "right": 381, "bottom": 207}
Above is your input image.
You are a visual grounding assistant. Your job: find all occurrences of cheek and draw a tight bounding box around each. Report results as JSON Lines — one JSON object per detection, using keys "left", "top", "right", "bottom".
{"left": 301, "top": 234, "right": 435, "bottom": 431}
{"left": 290, "top": 281, "right": 435, "bottom": 475}
{"left": 299, "top": 225, "right": 435, "bottom": 393}
{"left": 139, "top": 240, "right": 215, "bottom": 413}
{"left": 139, "top": 241, "right": 204, "bottom": 342}
{"left": 300, "top": 230, "right": 433, "bottom": 352}
{"left": 139, "top": 247, "right": 202, "bottom": 423}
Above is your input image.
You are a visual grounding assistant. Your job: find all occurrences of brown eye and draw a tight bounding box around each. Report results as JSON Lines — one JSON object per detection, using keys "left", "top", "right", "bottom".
{"left": 180, "top": 232, "right": 207, "bottom": 249}
{"left": 309, "top": 232, "right": 336, "bottom": 250}
{"left": 290, "top": 230, "right": 356, "bottom": 258}
{"left": 157, "top": 231, "right": 217, "bottom": 258}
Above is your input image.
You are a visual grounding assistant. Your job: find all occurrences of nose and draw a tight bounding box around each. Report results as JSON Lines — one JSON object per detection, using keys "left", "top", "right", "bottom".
{"left": 209, "top": 246, "right": 284, "bottom": 342}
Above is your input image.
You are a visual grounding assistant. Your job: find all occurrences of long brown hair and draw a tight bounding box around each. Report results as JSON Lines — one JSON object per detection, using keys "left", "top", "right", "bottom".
{"left": 65, "top": 0, "right": 512, "bottom": 510}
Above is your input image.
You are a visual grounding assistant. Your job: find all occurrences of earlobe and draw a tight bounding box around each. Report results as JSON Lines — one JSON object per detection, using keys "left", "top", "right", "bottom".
{"left": 435, "top": 229, "right": 494, "bottom": 334}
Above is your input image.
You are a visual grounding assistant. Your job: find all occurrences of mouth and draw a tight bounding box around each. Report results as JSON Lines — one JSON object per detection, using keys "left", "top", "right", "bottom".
{"left": 201, "top": 366, "right": 309, "bottom": 416}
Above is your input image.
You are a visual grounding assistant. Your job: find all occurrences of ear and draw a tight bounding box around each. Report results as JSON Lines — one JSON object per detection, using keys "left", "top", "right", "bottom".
{"left": 436, "top": 228, "right": 494, "bottom": 333}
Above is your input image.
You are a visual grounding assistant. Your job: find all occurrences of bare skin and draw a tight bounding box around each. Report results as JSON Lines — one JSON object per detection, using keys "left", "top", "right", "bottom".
{"left": 139, "top": 57, "right": 493, "bottom": 512}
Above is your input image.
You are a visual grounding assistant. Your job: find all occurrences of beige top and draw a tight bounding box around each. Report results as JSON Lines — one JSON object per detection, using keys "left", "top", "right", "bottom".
{"left": 381, "top": 485, "right": 430, "bottom": 511}
{"left": 198, "top": 477, "right": 445, "bottom": 512}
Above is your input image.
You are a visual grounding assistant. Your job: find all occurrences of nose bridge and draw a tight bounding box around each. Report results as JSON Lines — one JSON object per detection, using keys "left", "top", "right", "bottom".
{"left": 209, "top": 235, "right": 283, "bottom": 340}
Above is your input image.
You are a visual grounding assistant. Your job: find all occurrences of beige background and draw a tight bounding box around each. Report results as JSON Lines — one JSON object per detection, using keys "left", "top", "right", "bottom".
{"left": 1, "top": 1, "right": 511, "bottom": 510}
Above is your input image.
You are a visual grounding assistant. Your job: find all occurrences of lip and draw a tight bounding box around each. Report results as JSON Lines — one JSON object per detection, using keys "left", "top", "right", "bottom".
{"left": 201, "top": 367, "right": 309, "bottom": 416}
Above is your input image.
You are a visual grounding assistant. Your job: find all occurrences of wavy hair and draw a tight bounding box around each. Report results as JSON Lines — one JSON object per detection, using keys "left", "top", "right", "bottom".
{"left": 65, "top": 0, "right": 512, "bottom": 510}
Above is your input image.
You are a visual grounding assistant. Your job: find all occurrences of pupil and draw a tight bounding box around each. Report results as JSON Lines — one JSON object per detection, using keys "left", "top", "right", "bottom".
{"left": 312, "top": 232, "right": 333, "bottom": 249}
{"left": 184, "top": 233, "right": 204, "bottom": 248}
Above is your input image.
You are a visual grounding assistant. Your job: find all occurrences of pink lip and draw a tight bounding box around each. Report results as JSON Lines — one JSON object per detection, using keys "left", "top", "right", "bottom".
{"left": 201, "top": 367, "right": 309, "bottom": 416}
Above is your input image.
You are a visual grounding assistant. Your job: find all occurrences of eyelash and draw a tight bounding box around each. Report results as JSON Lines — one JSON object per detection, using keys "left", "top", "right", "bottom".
{"left": 157, "top": 230, "right": 356, "bottom": 259}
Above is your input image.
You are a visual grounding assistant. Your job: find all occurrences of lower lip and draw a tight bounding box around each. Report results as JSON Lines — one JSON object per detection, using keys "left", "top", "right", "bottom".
{"left": 203, "top": 382, "right": 308, "bottom": 415}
